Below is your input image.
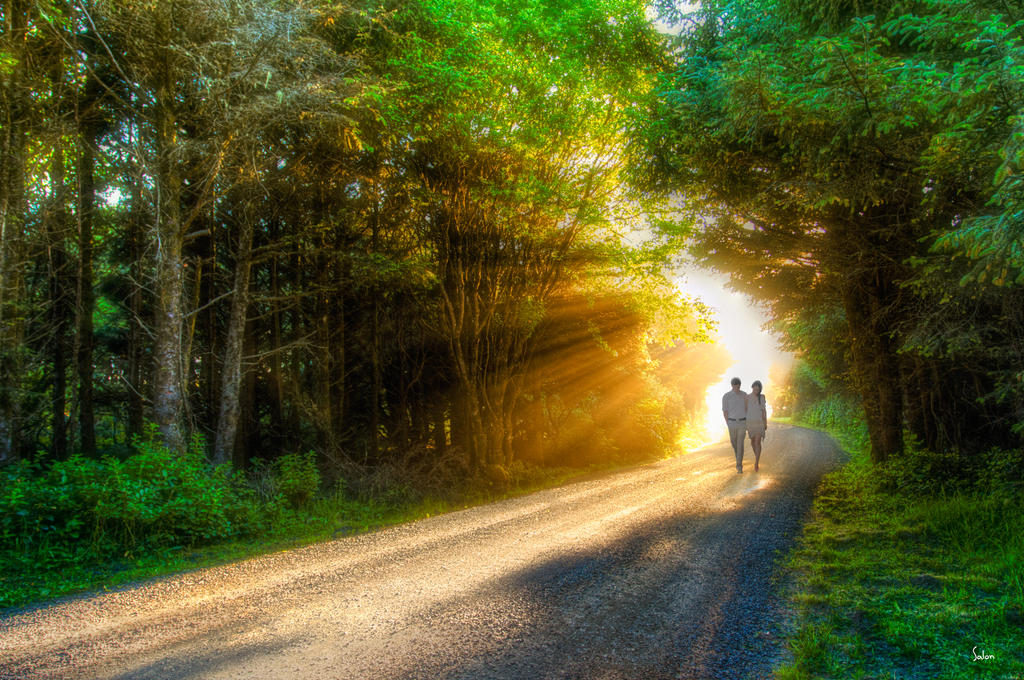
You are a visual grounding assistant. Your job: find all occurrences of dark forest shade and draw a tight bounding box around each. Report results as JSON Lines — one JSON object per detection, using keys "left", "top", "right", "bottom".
{"left": 0, "top": 0, "right": 721, "bottom": 473}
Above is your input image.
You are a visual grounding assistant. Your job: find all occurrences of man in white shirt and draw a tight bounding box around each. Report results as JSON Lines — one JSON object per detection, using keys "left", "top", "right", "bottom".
{"left": 722, "top": 377, "right": 748, "bottom": 473}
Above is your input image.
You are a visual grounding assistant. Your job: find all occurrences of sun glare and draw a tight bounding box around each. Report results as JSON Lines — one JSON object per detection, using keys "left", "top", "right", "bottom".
{"left": 679, "top": 269, "right": 794, "bottom": 444}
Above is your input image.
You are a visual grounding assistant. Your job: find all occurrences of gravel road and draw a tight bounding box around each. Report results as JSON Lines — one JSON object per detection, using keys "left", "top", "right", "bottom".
{"left": 1, "top": 424, "right": 842, "bottom": 680}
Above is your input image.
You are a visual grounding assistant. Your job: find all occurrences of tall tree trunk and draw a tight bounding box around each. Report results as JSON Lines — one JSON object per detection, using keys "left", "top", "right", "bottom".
{"left": 369, "top": 196, "right": 381, "bottom": 460}
{"left": 212, "top": 217, "right": 254, "bottom": 465}
{"left": 151, "top": 21, "right": 187, "bottom": 452}
{"left": 313, "top": 252, "right": 331, "bottom": 453}
{"left": 841, "top": 269, "right": 904, "bottom": 463}
{"left": 328, "top": 289, "right": 346, "bottom": 446}
{"left": 1004, "top": 293, "right": 1024, "bottom": 439}
{"left": 268, "top": 237, "right": 284, "bottom": 436}
{"left": 458, "top": 380, "right": 484, "bottom": 471}
{"left": 236, "top": 314, "right": 258, "bottom": 467}
{"left": 432, "top": 398, "right": 447, "bottom": 455}
{"left": 0, "top": 0, "right": 30, "bottom": 461}
{"left": 77, "top": 122, "right": 97, "bottom": 455}
{"left": 328, "top": 229, "right": 346, "bottom": 448}
{"left": 452, "top": 389, "right": 479, "bottom": 470}
{"left": 126, "top": 172, "right": 146, "bottom": 440}
{"left": 901, "top": 356, "right": 929, "bottom": 449}
{"left": 48, "top": 109, "right": 70, "bottom": 460}
{"left": 287, "top": 243, "right": 304, "bottom": 438}
{"left": 196, "top": 228, "right": 218, "bottom": 437}
{"left": 501, "top": 380, "right": 516, "bottom": 466}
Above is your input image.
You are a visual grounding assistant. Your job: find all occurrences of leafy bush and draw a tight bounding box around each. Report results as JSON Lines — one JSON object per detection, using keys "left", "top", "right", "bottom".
{"left": 794, "top": 393, "right": 870, "bottom": 456}
{"left": 0, "top": 434, "right": 259, "bottom": 573}
{"left": 880, "top": 441, "right": 1024, "bottom": 497}
{"left": 797, "top": 394, "right": 1023, "bottom": 496}
{"left": 275, "top": 451, "right": 321, "bottom": 508}
{"left": 624, "top": 396, "right": 678, "bottom": 457}
{"left": 799, "top": 393, "right": 861, "bottom": 432}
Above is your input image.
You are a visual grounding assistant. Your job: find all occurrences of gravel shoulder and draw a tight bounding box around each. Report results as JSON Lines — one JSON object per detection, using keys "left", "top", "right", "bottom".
{"left": 0, "top": 424, "right": 842, "bottom": 680}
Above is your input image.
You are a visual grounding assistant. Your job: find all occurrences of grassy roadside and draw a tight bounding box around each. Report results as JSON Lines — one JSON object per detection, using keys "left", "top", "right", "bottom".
{"left": 775, "top": 421, "right": 1024, "bottom": 679}
{"left": 0, "top": 455, "right": 650, "bottom": 612}
{"left": 1, "top": 492, "right": 440, "bottom": 611}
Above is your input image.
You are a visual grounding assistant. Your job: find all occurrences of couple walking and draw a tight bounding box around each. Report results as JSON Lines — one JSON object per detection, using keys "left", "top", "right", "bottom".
{"left": 722, "top": 377, "right": 767, "bottom": 473}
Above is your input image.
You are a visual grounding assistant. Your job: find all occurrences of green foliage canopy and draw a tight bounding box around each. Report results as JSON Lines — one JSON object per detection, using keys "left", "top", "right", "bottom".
{"left": 636, "top": 0, "right": 1024, "bottom": 459}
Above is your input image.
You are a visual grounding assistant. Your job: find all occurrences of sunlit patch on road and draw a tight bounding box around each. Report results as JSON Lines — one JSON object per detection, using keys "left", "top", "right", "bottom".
{"left": 720, "top": 473, "right": 774, "bottom": 499}
{"left": 602, "top": 505, "right": 643, "bottom": 524}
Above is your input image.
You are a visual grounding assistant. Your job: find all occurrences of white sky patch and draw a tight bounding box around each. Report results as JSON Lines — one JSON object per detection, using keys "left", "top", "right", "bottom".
{"left": 646, "top": 2, "right": 701, "bottom": 36}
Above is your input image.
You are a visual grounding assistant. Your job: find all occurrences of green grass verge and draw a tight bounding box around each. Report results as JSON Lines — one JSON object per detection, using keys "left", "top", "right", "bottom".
{"left": 0, "top": 459, "right": 642, "bottom": 612}
{"left": 776, "top": 424, "right": 1024, "bottom": 679}
{"left": 0, "top": 493, "right": 431, "bottom": 610}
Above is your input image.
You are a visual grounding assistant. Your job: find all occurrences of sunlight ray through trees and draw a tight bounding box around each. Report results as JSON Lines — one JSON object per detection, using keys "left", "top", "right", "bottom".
{"left": 0, "top": 0, "right": 724, "bottom": 478}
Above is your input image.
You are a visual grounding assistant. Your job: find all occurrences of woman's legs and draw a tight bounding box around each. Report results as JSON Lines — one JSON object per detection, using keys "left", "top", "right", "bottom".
{"left": 750, "top": 433, "right": 762, "bottom": 471}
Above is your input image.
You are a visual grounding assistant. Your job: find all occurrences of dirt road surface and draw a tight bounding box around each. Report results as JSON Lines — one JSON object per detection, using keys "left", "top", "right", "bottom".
{"left": 1, "top": 424, "right": 842, "bottom": 680}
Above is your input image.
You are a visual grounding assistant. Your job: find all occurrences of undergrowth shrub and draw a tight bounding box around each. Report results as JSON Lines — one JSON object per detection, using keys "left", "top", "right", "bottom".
{"left": 275, "top": 451, "right": 321, "bottom": 508}
{"left": 795, "top": 393, "right": 869, "bottom": 455}
{"left": 879, "top": 441, "right": 1024, "bottom": 497}
{"left": 250, "top": 451, "right": 323, "bottom": 510}
{"left": 797, "top": 390, "right": 1023, "bottom": 497}
{"left": 623, "top": 396, "right": 679, "bottom": 459}
{"left": 799, "top": 393, "right": 862, "bottom": 433}
{"left": 0, "top": 434, "right": 259, "bottom": 573}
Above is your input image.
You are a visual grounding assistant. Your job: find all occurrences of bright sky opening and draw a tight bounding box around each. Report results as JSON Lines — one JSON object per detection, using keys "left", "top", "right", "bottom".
{"left": 679, "top": 268, "right": 794, "bottom": 443}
